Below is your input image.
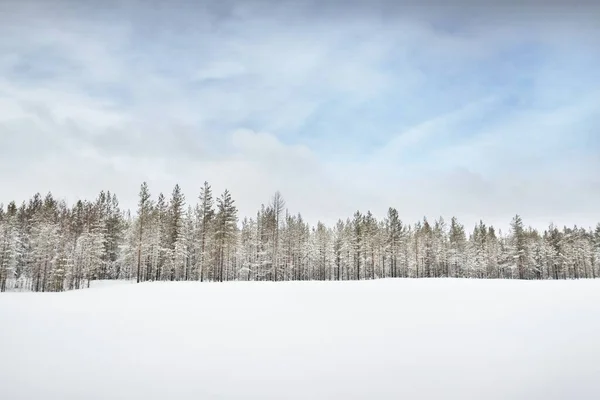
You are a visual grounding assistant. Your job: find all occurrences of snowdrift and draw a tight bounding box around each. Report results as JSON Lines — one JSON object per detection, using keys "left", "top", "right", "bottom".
{"left": 1, "top": 279, "right": 600, "bottom": 399}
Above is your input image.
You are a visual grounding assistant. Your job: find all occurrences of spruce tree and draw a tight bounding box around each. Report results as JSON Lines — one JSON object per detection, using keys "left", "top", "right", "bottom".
{"left": 196, "top": 182, "right": 215, "bottom": 282}
{"left": 510, "top": 215, "right": 527, "bottom": 279}
{"left": 214, "top": 190, "right": 237, "bottom": 282}
{"left": 136, "top": 182, "right": 152, "bottom": 284}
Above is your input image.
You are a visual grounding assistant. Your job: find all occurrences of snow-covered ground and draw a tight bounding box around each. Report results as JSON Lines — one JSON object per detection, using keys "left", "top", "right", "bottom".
{"left": 1, "top": 279, "right": 600, "bottom": 400}
{"left": 88, "top": 278, "right": 137, "bottom": 289}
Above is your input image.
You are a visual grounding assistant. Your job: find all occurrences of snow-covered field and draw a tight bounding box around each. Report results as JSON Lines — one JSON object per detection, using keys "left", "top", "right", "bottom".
{"left": 88, "top": 279, "right": 137, "bottom": 289}
{"left": 2, "top": 279, "right": 600, "bottom": 400}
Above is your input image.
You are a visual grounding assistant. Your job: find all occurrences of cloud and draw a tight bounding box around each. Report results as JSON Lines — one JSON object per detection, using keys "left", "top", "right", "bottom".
{"left": 1, "top": 0, "right": 599, "bottom": 232}
{"left": 193, "top": 62, "right": 247, "bottom": 82}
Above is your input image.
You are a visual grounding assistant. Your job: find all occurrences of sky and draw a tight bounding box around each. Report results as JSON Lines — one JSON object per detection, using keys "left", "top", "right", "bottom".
{"left": 1, "top": 0, "right": 599, "bottom": 232}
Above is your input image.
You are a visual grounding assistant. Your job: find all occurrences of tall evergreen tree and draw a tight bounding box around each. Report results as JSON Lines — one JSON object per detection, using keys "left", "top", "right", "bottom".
{"left": 214, "top": 190, "right": 237, "bottom": 282}
{"left": 270, "top": 191, "right": 285, "bottom": 282}
{"left": 449, "top": 217, "right": 466, "bottom": 278}
{"left": 352, "top": 211, "right": 363, "bottom": 280}
{"left": 196, "top": 181, "right": 215, "bottom": 282}
{"left": 136, "top": 182, "right": 152, "bottom": 284}
{"left": 168, "top": 184, "right": 186, "bottom": 281}
{"left": 510, "top": 215, "right": 527, "bottom": 279}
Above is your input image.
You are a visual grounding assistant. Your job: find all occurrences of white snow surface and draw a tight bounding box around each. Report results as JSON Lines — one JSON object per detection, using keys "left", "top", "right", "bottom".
{"left": 88, "top": 279, "right": 137, "bottom": 289}
{"left": 1, "top": 279, "right": 600, "bottom": 400}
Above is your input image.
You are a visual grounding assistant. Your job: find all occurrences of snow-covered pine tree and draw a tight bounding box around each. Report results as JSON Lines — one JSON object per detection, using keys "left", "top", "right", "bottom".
{"left": 183, "top": 206, "right": 195, "bottom": 280}
{"left": 362, "top": 211, "right": 377, "bottom": 280}
{"left": 352, "top": 211, "right": 363, "bottom": 280}
{"left": 448, "top": 217, "right": 466, "bottom": 278}
{"left": 136, "top": 182, "right": 152, "bottom": 283}
{"left": 214, "top": 190, "right": 237, "bottom": 282}
{"left": 593, "top": 224, "right": 600, "bottom": 279}
{"left": 432, "top": 217, "right": 447, "bottom": 278}
{"left": 486, "top": 226, "right": 500, "bottom": 278}
{"left": 333, "top": 219, "right": 346, "bottom": 281}
{"left": 470, "top": 221, "right": 488, "bottom": 278}
{"left": 196, "top": 182, "right": 215, "bottom": 282}
{"left": 510, "top": 215, "right": 527, "bottom": 280}
{"left": 270, "top": 191, "right": 285, "bottom": 281}
{"left": 239, "top": 217, "right": 256, "bottom": 281}
{"left": 0, "top": 202, "right": 21, "bottom": 291}
{"left": 153, "top": 192, "right": 169, "bottom": 281}
{"left": 117, "top": 211, "right": 136, "bottom": 280}
{"left": 168, "top": 184, "right": 186, "bottom": 281}
{"left": 315, "top": 221, "right": 332, "bottom": 281}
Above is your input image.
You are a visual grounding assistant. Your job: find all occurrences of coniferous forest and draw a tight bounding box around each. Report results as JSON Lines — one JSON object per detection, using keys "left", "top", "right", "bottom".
{"left": 1, "top": 182, "right": 599, "bottom": 292}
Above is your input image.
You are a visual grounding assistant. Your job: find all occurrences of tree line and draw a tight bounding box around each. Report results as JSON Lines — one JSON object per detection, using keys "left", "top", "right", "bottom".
{"left": 1, "top": 182, "right": 599, "bottom": 292}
